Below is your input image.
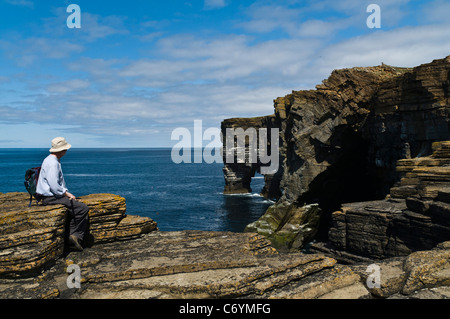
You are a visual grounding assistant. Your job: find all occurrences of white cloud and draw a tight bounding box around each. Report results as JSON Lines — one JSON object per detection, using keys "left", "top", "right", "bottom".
{"left": 40, "top": 8, "right": 129, "bottom": 42}
{"left": 316, "top": 24, "right": 450, "bottom": 72}
{"left": 0, "top": 36, "right": 84, "bottom": 67}
{"left": 204, "top": 0, "right": 227, "bottom": 10}
{"left": 238, "top": 4, "right": 302, "bottom": 35}
{"left": 296, "top": 18, "right": 355, "bottom": 38}
{"left": 68, "top": 58, "right": 124, "bottom": 78}
{"left": 5, "top": 0, "right": 33, "bottom": 8}
{"left": 120, "top": 34, "right": 320, "bottom": 88}
{"left": 422, "top": 0, "right": 450, "bottom": 23}
{"left": 47, "top": 79, "right": 90, "bottom": 94}
{"left": 80, "top": 13, "right": 129, "bottom": 42}
{"left": 237, "top": 0, "right": 419, "bottom": 37}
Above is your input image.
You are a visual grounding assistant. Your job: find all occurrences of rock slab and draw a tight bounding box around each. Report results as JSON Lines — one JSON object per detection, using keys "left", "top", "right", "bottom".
{"left": 2, "top": 230, "right": 450, "bottom": 299}
{"left": 0, "top": 230, "right": 368, "bottom": 299}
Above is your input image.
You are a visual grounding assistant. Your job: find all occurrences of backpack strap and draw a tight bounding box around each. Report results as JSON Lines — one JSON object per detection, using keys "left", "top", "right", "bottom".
{"left": 29, "top": 193, "right": 43, "bottom": 207}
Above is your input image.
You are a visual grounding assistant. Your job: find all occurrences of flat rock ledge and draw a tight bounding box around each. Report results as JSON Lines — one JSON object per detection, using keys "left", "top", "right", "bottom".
{"left": 0, "top": 230, "right": 449, "bottom": 299}
{"left": 0, "top": 230, "right": 366, "bottom": 299}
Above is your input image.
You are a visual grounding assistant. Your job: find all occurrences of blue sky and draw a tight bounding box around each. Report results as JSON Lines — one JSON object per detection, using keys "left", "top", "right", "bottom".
{"left": 0, "top": 0, "right": 449, "bottom": 148}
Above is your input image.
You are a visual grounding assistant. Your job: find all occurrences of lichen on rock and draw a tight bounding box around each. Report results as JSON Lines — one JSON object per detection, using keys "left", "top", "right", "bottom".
{"left": 245, "top": 202, "right": 321, "bottom": 252}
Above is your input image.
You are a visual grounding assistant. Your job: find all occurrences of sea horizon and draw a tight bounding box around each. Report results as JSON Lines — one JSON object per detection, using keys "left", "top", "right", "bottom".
{"left": 0, "top": 148, "right": 272, "bottom": 232}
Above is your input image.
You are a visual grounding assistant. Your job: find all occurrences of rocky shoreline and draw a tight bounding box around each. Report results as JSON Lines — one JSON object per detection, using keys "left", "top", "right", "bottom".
{"left": 1, "top": 56, "right": 450, "bottom": 299}
{"left": 0, "top": 191, "right": 449, "bottom": 299}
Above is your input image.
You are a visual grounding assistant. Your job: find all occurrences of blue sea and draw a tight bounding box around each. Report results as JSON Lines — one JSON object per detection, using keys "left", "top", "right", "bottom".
{"left": 0, "top": 148, "right": 273, "bottom": 232}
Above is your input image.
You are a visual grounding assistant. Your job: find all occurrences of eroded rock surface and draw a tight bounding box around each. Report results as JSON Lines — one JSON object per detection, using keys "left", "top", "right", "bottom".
{"left": 325, "top": 141, "right": 450, "bottom": 259}
{"left": 0, "top": 193, "right": 157, "bottom": 278}
{"left": 1, "top": 192, "right": 449, "bottom": 299}
{"left": 2, "top": 228, "right": 449, "bottom": 299}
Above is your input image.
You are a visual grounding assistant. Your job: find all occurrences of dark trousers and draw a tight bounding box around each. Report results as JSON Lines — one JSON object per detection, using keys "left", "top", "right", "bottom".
{"left": 41, "top": 196, "right": 90, "bottom": 240}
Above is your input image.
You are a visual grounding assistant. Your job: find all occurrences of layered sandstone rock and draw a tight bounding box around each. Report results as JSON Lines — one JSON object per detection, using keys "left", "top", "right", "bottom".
{"left": 0, "top": 193, "right": 157, "bottom": 278}
{"left": 0, "top": 230, "right": 355, "bottom": 299}
{"left": 79, "top": 194, "right": 157, "bottom": 244}
{"left": 0, "top": 229, "right": 372, "bottom": 299}
{"left": 348, "top": 241, "right": 450, "bottom": 299}
{"left": 325, "top": 141, "right": 450, "bottom": 259}
{"left": 2, "top": 228, "right": 449, "bottom": 299}
{"left": 1, "top": 192, "right": 449, "bottom": 299}
{"left": 0, "top": 192, "right": 67, "bottom": 278}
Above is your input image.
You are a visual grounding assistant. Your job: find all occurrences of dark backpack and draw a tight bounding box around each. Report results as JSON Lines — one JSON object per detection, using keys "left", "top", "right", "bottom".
{"left": 24, "top": 167, "right": 41, "bottom": 207}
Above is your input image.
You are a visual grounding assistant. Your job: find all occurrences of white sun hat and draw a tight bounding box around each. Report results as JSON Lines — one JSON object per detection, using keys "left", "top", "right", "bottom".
{"left": 49, "top": 137, "right": 72, "bottom": 153}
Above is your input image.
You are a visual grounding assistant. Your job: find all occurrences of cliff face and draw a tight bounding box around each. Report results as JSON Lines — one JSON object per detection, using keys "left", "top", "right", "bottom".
{"left": 323, "top": 141, "right": 450, "bottom": 260}
{"left": 222, "top": 56, "right": 450, "bottom": 251}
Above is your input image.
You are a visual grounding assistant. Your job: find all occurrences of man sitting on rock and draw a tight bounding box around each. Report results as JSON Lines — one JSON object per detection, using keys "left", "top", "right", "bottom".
{"left": 36, "top": 137, "right": 89, "bottom": 251}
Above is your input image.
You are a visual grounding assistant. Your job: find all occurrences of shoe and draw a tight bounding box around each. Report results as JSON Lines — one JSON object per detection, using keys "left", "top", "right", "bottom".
{"left": 69, "top": 234, "right": 84, "bottom": 251}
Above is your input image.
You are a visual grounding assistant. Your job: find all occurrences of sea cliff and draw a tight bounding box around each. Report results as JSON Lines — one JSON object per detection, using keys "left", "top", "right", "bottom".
{"left": 222, "top": 56, "right": 450, "bottom": 255}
